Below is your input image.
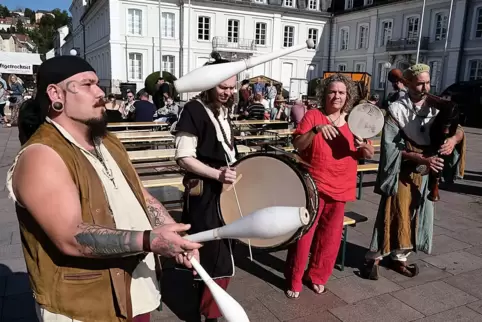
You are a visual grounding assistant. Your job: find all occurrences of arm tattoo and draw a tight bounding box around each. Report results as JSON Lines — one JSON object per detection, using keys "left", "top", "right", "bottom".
{"left": 74, "top": 223, "right": 143, "bottom": 257}
{"left": 145, "top": 194, "right": 175, "bottom": 227}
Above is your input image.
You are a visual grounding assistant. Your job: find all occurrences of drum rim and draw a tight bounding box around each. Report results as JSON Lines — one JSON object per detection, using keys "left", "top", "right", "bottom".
{"left": 217, "top": 152, "right": 319, "bottom": 252}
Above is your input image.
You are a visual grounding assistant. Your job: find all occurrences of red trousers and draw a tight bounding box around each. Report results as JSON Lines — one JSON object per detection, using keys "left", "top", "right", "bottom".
{"left": 133, "top": 313, "right": 150, "bottom": 322}
{"left": 199, "top": 277, "right": 231, "bottom": 319}
{"left": 284, "top": 195, "right": 346, "bottom": 292}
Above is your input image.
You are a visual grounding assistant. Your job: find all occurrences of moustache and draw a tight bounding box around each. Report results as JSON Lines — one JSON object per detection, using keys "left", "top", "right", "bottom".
{"left": 94, "top": 99, "right": 107, "bottom": 108}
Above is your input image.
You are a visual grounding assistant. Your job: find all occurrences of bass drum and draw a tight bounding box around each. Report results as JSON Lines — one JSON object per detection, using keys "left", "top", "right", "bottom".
{"left": 218, "top": 153, "right": 318, "bottom": 251}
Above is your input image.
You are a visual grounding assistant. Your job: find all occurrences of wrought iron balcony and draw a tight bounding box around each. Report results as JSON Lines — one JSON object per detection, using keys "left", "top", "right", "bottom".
{"left": 386, "top": 37, "right": 429, "bottom": 51}
{"left": 212, "top": 37, "right": 257, "bottom": 52}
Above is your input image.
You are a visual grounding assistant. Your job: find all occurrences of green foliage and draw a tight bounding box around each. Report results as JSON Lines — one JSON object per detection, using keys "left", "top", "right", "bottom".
{"left": 144, "top": 71, "right": 178, "bottom": 97}
{"left": 15, "top": 20, "right": 25, "bottom": 34}
{"left": 0, "top": 5, "right": 11, "bottom": 17}
{"left": 26, "top": 9, "right": 70, "bottom": 54}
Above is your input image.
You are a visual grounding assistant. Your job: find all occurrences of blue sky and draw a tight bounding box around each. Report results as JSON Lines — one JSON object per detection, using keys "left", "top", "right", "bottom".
{"left": 2, "top": 0, "right": 70, "bottom": 12}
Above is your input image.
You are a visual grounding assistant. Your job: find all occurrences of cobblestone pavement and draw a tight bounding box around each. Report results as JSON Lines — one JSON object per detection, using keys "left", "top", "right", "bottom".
{"left": 1, "top": 127, "right": 482, "bottom": 321}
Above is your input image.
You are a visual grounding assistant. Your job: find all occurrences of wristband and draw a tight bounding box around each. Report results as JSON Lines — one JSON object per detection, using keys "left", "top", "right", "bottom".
{"left": 142, "top": 230, "right": 152, "bottom": 252}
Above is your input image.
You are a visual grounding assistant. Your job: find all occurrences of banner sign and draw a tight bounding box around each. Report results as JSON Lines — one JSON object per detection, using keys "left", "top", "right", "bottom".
{"left": 0, "top": 62, "right": 33, "bottom": 75}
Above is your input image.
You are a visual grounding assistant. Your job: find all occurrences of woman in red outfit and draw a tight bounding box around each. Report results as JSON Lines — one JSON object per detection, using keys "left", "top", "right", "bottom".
{"left": 284, "top": 74, "right": 375, "bottom": 299}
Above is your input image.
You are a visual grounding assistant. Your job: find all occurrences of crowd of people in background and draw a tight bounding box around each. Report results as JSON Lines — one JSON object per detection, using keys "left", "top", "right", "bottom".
{"left": 0, "top": 73, "right": 27, "bottom": 128}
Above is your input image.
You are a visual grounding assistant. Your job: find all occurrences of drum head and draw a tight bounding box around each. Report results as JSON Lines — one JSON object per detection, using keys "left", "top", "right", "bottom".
{"left": 347, "top": 103, "right": 384, "bottom": 139}
{"left": 219, "top": 154, "right": 313, "bottom": 250}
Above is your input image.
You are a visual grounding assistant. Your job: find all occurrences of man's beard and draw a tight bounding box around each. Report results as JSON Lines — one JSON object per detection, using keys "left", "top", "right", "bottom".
{"left": 73, "top": 110, "right": 108, "bottom": 139}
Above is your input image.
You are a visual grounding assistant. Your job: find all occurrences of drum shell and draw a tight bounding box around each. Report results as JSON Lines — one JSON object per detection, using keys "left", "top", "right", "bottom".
{"left": 218, "top": 153, "right": 318, "bottom": 252}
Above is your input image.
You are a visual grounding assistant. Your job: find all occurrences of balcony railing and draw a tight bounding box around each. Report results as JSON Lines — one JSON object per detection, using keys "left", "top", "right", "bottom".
{"left": 212, "top": 37, "right": 257, "bottom": 52}
{"left": 386, "top": 37, "right": 429, "bottom": 51}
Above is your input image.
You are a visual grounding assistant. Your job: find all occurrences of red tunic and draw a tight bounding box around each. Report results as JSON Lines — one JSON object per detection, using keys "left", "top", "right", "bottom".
{"left": 293, "top": 109, "right": 358, "bottom": 202}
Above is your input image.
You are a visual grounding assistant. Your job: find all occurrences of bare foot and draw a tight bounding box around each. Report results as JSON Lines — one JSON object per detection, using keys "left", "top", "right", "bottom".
{"left": 312, "top": 284, "right": 325, "bottom": 294}
{"left": 285, "top": 290, "right": 300, "bottom": 299}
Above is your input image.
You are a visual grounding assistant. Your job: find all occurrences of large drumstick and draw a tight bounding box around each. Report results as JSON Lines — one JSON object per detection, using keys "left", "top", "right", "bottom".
{"left": 184, "top": 206, "right": 310, "bottom": 243}
{"left": 174, "top": 39, "right": 315, "bottom": 93}
{"left": 189, "top": 257, "right": 250, "bottom": 322}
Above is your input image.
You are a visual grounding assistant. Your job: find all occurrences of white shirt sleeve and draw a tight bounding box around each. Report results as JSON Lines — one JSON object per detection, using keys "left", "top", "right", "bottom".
{"left": 175, "top": 131, "right": 198, "bottom": 159}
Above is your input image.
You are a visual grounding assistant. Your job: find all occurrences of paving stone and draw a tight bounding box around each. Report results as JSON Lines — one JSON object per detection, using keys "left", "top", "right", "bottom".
{"left": 381, "top": 260, "right": 452, "bottom": 289}
{"left": 431, "top": 234, "right": 472, "bottom": 255}
{"left": 448, "top": 228, "right": 482, "bottom": 246}
{"left": 330, "top": 294, "right": 423, "bottom": 322}
{"left": 423, "top": 251, "right": 482, "bottom": 275}
{"left": 325, "top": 275, "right": 401, "bottom": 304}
{"left": 11, "top": 231, "right": 21, "bottom": 245}
{"left": 468, "top": 300, "right": 482, "bottom": 315}
{"left": 433, "top": 225, "right": 459, "bottom": 236}
{"left": 227, "top": 275, "right": 276, "bottom": 300}
{"left": 444, "top": 268, "right": 482, "bottom": 299}
{"left": 287, "top": 310, "right": 341, "bottom": 322}
{"left": 414, "top": 306, "right": 482, "bottom": 322}
{"left": 5, "top": 273, "right": 31, "bottom": 296}
{"left": 434, "top": 212, "right": 482, "bottom": 232}
{"left": 1, "top": 293, "right": 37, "bottom": 321}
{"left": 391, "top": 281, "right": 477, "bottom": 316}
{"left": 0, "top": 243, "right": 23, "bottom": 260}
{"left": 467, "top": 245, "right": 482, "bottom": 258}
{"left": 0, "top": 231, "right": 12, "bottom": 246}
{"left": 220, "top": 298, "right": 280, "bottom": 322}
{"left": 257, "top": 289, "right": 346, "bottom": 321}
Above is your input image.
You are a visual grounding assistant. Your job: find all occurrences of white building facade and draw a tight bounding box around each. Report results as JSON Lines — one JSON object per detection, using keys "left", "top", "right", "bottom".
{"left": 330, "top": 0, "right": 482, "bottom": 95}
{"left": 61, "top": 0, "right": 481, "bottom": 97}
{"left": 64, "top": 0, "right": 330, "bottom": 95}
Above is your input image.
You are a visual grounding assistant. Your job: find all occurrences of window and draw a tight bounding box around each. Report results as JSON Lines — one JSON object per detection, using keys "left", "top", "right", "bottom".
{"left": 128, "top": 53, "right": 142, "bottom": 80}
{"left": 339, "top": 27, "right": 349, "bottom": 50}
{"left": 475, "top": 8, "right": 482, "bottom": 38}
{"left": 162, "top": 55, "right": 175, "bottom": 75}
{"left": 434, "top": 13, "right": 448, "bottom": 41}
{"left": 127, "top": 9, "right": 142, "bottom": 35}
{"left": 355, "top": 62, "right": 366, "bottom": 72}
{"left": 284, "top": 26, "right": 294, "bottom": 47}
{"left": 255, "top": 22, "right": 267, "bottom": 45}
{"left": 345, "top": 0, "right": 353, "bottom": 9}
{"left": 228, "top": 19, "right": 239, "bottom": 43}
{"left": 406, "top": 16, "right": 420, "bottom": 41}
{"left": 307, "top": 0, "right": 318, "bottom": 10}
{"left": 468, "top": 59, "right": 482, "bottom": 80}
{"left": 161, "top": 12, "right": 174, "bottom": 38}
{"left": 253, "top": 0, "right": 267, "bottom": 3}
{"left": 308, "top": 28, "right": 318, "bottom": 48}
{"left": 377, "top": 62, "right": 390, "bottom": 89}
{"left": 380, "top": 20, "right": 393, "bottom": 46}
{"left": 358, "top": 24, "right": 369, "bottom": 49}
{"left": 364, "top": 0, "right": 373, "bottom": 5}
{"left": 283, "top": 0, "right": 294, "bottom": 7}
{"left": 198, "top": 16, "right": 210, "bottom": 41}
{"left": 338, "top": 64, "right": 347, "bottom": 71}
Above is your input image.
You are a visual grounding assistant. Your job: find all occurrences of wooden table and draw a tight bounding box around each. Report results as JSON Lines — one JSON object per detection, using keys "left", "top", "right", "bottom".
{"left": 121, "top": 137, "right": 174, "bottom": 144}
{"left": 107, "top": 122, "right": 168, "bottom": 129}
{"left": 116, "top": 131, "right": 173, "bottom": 140}
{"left": 129, "top": 145, "right": 255, "bottom": 162}
{"left": 265, "top": 129, "right": 295, "bottom": 136}
{"left": 233, "top": 120, "right": 288, "bottom": 126}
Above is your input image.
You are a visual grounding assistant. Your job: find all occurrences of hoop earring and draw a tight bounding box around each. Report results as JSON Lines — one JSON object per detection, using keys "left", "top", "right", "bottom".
{"left": 52, "top": 102, "right": 64, "bottom": 113}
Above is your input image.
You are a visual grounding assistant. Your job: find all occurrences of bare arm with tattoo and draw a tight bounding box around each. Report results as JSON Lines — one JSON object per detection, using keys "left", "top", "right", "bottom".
{"left": 142, "top": 189, "right": 177, "bottom": 227}
{"left": 12, "top": 145, "right": 201, "bottom": 259}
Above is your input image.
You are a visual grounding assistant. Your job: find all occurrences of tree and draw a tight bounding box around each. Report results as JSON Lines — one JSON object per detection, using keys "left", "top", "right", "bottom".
{"left": 15, "top": 19, "right": 25, "bottom": 34}
{"left": 24, "top": 8, "right": 35, "bottom": 24}
{"left": 0, "top": 5, "right": 11, "bottom": 17}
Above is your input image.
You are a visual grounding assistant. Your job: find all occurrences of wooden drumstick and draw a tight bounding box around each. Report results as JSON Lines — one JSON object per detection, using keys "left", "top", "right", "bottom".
{"left": 224, "top": 155, "right": 253, "bottom": 261}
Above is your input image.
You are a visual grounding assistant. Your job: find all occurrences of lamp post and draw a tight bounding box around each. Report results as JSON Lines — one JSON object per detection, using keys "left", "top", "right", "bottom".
{"left": 416, "top": 0, "right": 427, "bottom": 64}
{"left": 158, "top": 0, "right": 163, "bottom": 78}
{"left": 383, "top": 62, "right": 392, "bottom": 100}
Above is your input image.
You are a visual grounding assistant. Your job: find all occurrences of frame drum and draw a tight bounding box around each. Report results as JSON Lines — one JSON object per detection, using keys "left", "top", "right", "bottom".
{"left": 218, "top": 153, "right": 318, "bottom": 251}
{"left": 347, "top": 103, "right": 384, "bottom": 139}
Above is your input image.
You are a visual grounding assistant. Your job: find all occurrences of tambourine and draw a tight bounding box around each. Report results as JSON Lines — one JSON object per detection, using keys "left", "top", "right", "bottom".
{"left": 347, "top": 103, "right": 385, "bottom": 139}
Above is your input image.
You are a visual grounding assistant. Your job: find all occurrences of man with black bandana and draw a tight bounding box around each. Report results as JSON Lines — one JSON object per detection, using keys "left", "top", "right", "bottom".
{"left": 9, "top": 55, "right": 201, "bottom": 322}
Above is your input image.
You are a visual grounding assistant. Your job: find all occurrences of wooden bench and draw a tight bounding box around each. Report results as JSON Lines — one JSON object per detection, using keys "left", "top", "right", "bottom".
{"left": 142, "top": 176, "right": 184, "bottom": 209}
{"left": 339, "top": 212, "right": 368, "bottom": 271}
{"left": 134, "top": 161, "right": 180, "bottom": 175}
{"left": 357, "top": 163, "right": 379, "bottom": 199}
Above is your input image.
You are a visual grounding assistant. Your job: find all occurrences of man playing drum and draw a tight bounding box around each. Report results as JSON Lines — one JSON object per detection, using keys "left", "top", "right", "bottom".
{"left": 174, "top": 53, "right": 238, "bottom": 322}
{"left": 364, "top": 64, "right": 466, "bottom": 279}
{"left": 284, "top": 74, "right": 375, "bottom": 299}
{"left": 9, "top": 55, "right": 201, "bottom": 321}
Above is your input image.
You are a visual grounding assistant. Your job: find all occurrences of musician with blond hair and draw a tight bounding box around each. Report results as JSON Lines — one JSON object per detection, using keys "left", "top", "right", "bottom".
{"left": 364, "top": 64, "right": 466, "bottom": 279}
